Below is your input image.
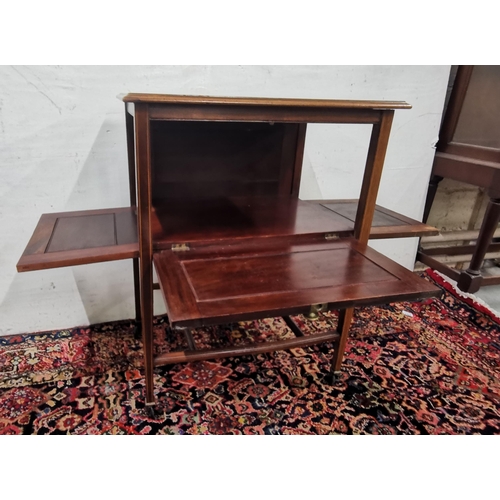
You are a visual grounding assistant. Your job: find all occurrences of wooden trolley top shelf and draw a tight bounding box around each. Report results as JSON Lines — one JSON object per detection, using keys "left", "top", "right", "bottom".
{"left": 122, "top": 93, "right": 412, "bottom": 110}
{"left": 123, "top": 94, "right": 412, "bottom": 124}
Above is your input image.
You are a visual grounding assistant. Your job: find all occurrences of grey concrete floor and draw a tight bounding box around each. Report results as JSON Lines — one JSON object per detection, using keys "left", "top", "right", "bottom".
{"left": 418, "top": 260, "right": 500, "bottom": 314}
{"left": 476, "top": 287, "right": 500, "bottom": 313}
{"left": 474, "top": 263, "right": 500, "bottom": 314}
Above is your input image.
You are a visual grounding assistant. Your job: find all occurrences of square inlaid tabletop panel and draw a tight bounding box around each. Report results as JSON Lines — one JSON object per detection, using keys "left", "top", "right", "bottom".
{"left": 17, "top": 208, "right": 138, "bottom": 272}
{"left": 154, "top": 238, "right": 439, "bottom": 328}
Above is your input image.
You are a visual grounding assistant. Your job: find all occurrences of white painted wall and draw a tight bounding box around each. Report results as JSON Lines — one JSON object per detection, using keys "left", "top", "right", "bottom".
{"left": 0, "top": 65, "right": 450, "bottom": 335}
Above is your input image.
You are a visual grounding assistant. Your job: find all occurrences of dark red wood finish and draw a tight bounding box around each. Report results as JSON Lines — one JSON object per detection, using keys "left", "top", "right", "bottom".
{"left": 154, "top": 329, "right": 340, "bottom": 366}
{"left": 354, "top": 111, "right": 395, "bottom": 243}
{"left": 18, "top": 93, "right": 439, "bottom": 407}
{"left": 151, "top": 197, "right": 354, "bottom": 248}
{"left": 134, "top": 103, "right": 155, "bottom": 405}
{"left": 314, "top": 199, "right": 438, "bottom": 239}
{"left": 16, "top": 207, "right": 138, "bottom": 272}
{"left": 154, "top": 238, "right": 438, "bottom": 328}
{"left": 125, "top": 105, "right": 142, "bottom": 324}
{"left": 332, "top": 308, "right": 355, "bottom": 371}
{"left": 17, "top": 199, "right": 436, "bottom": 273}
{"left": 122, "top": 93, "right": 412, "bottom": 109}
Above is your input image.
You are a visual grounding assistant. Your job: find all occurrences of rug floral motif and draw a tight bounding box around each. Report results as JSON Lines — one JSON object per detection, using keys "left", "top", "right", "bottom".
{"left": 0, "top": 270, "right": 499, "bottom": 434}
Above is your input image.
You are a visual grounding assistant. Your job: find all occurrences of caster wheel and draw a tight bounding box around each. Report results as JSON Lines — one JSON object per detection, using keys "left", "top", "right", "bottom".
{"left": 145, "top": 405, "right": 156, "bottom": 418}
{"left": 324, "top": 371, "right": 342, "bottom": 385}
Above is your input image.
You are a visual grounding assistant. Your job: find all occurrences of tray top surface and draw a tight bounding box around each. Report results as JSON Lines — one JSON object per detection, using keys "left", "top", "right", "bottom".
{"left": 121, "top": 93, "right": 411, "bottom": 110}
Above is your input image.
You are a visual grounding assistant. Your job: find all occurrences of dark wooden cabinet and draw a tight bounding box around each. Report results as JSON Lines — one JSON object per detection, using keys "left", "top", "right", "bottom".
{"left": 18, "top": 93, "right": 439, "bottom": 407}
{"left": 419, "top": 66, "right": 500, "bottom": 293}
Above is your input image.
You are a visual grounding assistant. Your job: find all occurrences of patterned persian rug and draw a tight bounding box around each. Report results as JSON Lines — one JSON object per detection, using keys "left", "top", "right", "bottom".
{"left": 1, "top": 270, "right": 499, "bottom": 435}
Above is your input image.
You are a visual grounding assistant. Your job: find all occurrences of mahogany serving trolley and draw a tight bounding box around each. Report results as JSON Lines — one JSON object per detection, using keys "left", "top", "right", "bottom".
{"left": 17, "top": 94, "right": 439, "bottom": 410}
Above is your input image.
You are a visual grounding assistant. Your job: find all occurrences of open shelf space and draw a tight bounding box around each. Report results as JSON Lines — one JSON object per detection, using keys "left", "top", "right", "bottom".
{"left": 152, "top": 196, "right": 437, "bottom": 249}
{"left": 151, "top": 197, "right": 353, "bottom": 249}
{"left": 154, "top": 237, "right": 439, "bottom": 328}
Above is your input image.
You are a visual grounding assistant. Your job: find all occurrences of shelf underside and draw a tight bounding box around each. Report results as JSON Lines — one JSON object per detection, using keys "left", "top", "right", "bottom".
{"left": 17, "top": 198, "right": 437, "bottom": 272}
{"left": 154, "top": 238, "right": 440, "bottom": 328}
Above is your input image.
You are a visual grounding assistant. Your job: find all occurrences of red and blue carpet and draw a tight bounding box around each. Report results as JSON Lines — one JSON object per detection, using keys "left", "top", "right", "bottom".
{"left": 1, "top": 270, "right": 499, "bottom": 434}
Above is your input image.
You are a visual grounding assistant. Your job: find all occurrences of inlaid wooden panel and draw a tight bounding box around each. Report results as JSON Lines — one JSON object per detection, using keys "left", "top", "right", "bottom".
{"left": 154, "top": 238, "right": 439, "bottom": 328}
{"left": 321, "top": 202, "right": 401, "bottom": 227}
{"left": 46, "top": 214, "right": 116, "bottom": 252}
{"left": 17, "top": 207, "right": 138, "bottom": 272}
{"left": 310, "top": 199, "right": 438, "bottom": 239}
{"left": 183, "top": 246, "right": 395, "bottom": 301}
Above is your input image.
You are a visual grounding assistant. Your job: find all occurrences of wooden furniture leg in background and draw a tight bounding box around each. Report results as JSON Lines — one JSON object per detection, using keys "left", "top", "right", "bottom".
{"left": 457, "top": 196, "right": 500, "bottom": 293}
{"left": 135, "top": 103, "right": 156, "bottom": 409}
{"left": 416, "top": 66, "right": 500, "bottom": 293}
{"left": 132, "top": 259, "right": 141, "bottom": 334}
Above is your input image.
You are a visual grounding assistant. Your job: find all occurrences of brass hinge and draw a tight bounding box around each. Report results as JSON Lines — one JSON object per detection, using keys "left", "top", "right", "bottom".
{"left": 325, "top": 233, "right": 340, "bottom": 240}
{"left": 171, "top": 243, "right": 190, "bottom": 252}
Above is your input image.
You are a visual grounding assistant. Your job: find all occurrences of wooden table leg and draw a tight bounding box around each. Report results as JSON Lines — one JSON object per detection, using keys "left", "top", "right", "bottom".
{"left": 327, "top": 307, "right": 354, "bottom": 382}
{"left": 457, "top": 197, "right": 500, "bottom": 293}
{"left": 139, "top": 259, "right": 155, "bottom": 408}
{"left": 423, "top": 175, "right": 443, "bottom": 223}
{"left": 135, "top": 103, "right": 155, "bottom": 407}
{"left": 132, "top": 257, "right": 142, "bottom": 338}
{"left": 125, "top": 105, "right": 142, "bottom": 339}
